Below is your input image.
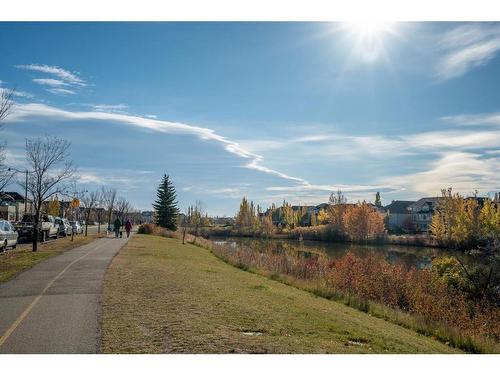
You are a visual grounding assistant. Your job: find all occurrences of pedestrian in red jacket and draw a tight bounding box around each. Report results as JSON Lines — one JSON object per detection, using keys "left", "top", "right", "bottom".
{"left": 125, "top": 219, "right": 132, "bottom": 238}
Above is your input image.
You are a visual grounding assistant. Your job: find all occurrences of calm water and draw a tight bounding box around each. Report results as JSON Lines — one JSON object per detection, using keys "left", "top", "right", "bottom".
{"left": 211, "top": 236, "right": 448, "bottom": 269}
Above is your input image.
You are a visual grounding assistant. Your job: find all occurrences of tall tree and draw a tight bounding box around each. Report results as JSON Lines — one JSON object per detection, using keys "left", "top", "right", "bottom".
{"left": 0, "top": 88, "right": 15, "bottom": 125}
{"left": 24, "top": 136, "right": 75, "bottom": 252}
{"left": 81, "top": 190, "right": 100, "bottom": 236}
{"left": 153, "top": 174, "right": 179, "bottom": 230}
{"left": 327, "top": 189, "right": 347, "bottom": 234}
{"left": 47, "top": 195, "right": 60, "bottom": 216}
{"left": 101, "top": 187, "right": 117, "bottom": 230}
{"left": 116, "top": 197, "right": 131, "bottom": 222}
{"left": 0, "top": 88, "right": 15, "bottom": 191}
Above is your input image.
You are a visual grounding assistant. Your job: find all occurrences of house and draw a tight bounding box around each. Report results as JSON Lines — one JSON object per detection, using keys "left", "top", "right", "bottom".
{"left": 407, "top": 197, "right": 442, "bottom": 232}
{"left": 384, "top": 200, "right": 415, "bottom": 232}
{"left": 141, "top": 211, "right": 154, "bottom": 224}
{"left": 0, "top": 191, "right": 31, "bottom": 221}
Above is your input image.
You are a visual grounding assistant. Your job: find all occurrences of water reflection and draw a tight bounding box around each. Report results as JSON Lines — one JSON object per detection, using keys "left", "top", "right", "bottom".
{"left": 212, "top": 237, "right": 445, "bottom": 269}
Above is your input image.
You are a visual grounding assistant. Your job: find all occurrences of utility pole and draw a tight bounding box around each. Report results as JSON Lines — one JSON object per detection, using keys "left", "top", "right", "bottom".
{"left": 8, "top": 167, "right": 31, "bottom": 218}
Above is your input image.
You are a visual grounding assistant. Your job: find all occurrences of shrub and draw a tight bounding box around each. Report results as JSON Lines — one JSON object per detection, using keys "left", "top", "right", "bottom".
{"left": 137, "top": 223, "right": 156, "bottom": 234}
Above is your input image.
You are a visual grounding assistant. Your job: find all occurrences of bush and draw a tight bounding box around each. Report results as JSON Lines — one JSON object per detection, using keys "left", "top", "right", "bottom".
{"left": 137, "top": 223, "right": 156, "bottom": 234}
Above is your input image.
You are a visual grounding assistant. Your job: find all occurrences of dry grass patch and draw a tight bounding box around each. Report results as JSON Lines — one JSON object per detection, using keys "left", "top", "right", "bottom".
{"left": 101, "top": 234, "right": 460, "bottom": 354}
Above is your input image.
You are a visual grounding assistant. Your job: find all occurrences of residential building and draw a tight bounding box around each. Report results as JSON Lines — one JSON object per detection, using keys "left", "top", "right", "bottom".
{"left": 0, "top": 191, "right": 32, "bottom": 221}
{"left": 141, "top": 211, "right": 154, "bottom": 224}
{"left": 407, "top": 197, "right": 442, "bottom": 232}
{"left": 384, "top": 200, "right": 415, "bottom": 232}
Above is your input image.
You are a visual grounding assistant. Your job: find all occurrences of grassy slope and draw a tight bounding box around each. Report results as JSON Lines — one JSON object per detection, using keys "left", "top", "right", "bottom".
{"left": 0, "top": 233, "right": 101, "bottom": 283}
{"left": 101, "top": 234, "right": 459, "bottom": 353}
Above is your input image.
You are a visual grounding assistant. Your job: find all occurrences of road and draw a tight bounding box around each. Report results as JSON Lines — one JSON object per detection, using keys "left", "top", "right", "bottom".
{"left": 0, "top": 233, "right": 130, "bottom": 353}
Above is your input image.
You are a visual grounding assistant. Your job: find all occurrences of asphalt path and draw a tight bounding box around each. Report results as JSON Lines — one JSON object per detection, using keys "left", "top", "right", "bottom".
{"left": 0, "top": 232, "right": 130, "bottom": 353}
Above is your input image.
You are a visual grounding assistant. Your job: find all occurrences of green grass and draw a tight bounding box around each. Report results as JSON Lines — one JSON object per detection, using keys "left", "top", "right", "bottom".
{"left": 101, "top": 234, "right": 460, "bottom": 353}
{"left": 0, "top": 233, "right": 101, "bottom": 284}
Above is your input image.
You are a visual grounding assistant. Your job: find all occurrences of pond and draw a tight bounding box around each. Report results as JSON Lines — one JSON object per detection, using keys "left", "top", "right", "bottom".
{"left": 210, "top": 236, "right": 449, "bottom": 269}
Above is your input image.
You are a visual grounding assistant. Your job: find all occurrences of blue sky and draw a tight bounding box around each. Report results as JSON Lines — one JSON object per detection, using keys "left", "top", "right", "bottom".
{"left": 1, "top": 22, "right": 499, "bottom": 215}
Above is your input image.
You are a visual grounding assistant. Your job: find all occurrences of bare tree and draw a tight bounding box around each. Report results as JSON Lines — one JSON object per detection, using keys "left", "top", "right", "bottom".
{"left": 0, "top": 88, "right": 15, "bottom": 125}
{"left": 0, "top": 88, "right": 15, "bottom": 190}
{"left": 116, "top": 197, "right": 131, "bottom": 223}
{"left": 182, "top": 200, "right": 204, "bottom": 244}
{"left": 24, "top": 136, "right": 75, "bottom": 252}
{"left": 95, "top": 193, "right": 105, "bottom": 234}
{"left": 101, "top": 187, "right": 117, "bottom": 232}
{"left": 0, "top": 147, "right": 15, "bottom": 191}
{"left": 81, "top": 190, "right": 100, "bottom": 236}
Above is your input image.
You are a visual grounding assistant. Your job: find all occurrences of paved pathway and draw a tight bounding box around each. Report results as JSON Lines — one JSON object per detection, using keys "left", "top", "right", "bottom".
{"left": 0, "top": 234, "right": 130, "bottom": 353}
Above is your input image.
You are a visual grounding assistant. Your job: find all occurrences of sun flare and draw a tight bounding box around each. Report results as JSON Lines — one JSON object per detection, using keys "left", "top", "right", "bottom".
{"left": 341, "top": 20, "right": 397, "bottom": 63}
{"left": 344, "top": 20, "right": 394, "bottom": 38}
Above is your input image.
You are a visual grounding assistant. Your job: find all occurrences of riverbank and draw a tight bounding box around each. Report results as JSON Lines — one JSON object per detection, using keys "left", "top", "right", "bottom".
{"left": 196, "top": 225, "right": 440, "bottom": 248}
{"left": 101, "top": 234, "right": 458, "bottom": 353}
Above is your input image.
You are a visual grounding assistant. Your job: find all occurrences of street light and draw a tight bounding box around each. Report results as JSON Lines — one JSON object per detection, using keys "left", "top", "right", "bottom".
{"left": 7, "top": 167, "right": 33, "bottom": 218}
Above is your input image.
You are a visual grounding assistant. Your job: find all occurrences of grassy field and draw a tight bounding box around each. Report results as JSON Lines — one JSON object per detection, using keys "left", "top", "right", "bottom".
{"left": 0, "top": 229, "right": 102, "bottom": 284}
{"left": 101, "top": 234, "right": 460, "bottom": 353}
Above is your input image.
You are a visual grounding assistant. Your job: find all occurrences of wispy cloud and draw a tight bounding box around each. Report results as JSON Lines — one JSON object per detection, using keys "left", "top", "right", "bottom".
{"left": 0, "top": 80, "right": 33, "bottom": 98}
{"left": 385, "top": 152, "right": 500, "bottom": 196}
{"left": 47, "top": 88, "right": 76, "bottom": 96}
{"left": 32, "top": 78, "right": 70, "bottom": 87}
{"left": 16, "top": 64, "right": 86, "bottom": 86}
{"left": 441, "top": 112, "right": 500, "bottom": 127}
{"left": 16, "top": 64, "right": 87, "bottom": 96}
{"left": 436, "top": 24, "right": 500, "bottom": 80}
{"left": 6, "top": 103, "right": 308, "bottom": 185}
{"left": 90, "top": 104, "right": 128, "bottom": 113}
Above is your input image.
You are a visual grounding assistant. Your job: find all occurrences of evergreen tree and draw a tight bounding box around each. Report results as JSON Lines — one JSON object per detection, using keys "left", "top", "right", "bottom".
{"left": 375, "top": 192, "right": 382, "bottom": 207}
{"left": 153, "top": 174, "right": 179, "bottom": 230}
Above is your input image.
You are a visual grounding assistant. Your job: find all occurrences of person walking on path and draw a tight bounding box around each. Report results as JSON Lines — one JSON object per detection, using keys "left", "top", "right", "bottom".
{"left": 125, "top": 219, "right": 132, "bottom": 238}
{"left": 113, "top": 217, "right": 121, "bottom": 238}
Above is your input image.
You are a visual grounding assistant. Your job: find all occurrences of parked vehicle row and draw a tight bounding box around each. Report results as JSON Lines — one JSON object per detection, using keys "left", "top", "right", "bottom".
{"left": 0, "top": 220, "right": 18, "bottom": 252}
{"left": 0, "top": 216, "right": 86, "bottom": 253}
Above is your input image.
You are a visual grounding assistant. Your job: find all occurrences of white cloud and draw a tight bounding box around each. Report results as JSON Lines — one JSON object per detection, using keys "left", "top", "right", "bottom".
{"left": 385, "top": 152, "right": 500, "bottom": 196}
{"left": 145, "top": 114, "right": 157, "bottom": 119}
{"left": 441, "top": 112, "right": 500, "bottom": 127}
{"left": 0, "top": 82, "right": 33, "bottom": 98}
{"left": 32, "top": 78, "right": 70, "bottom": 87}
{"left": 90, "top": 104, "right": 128, "bottom": 113}
{"left": 15, "top": 64, "right": 86, "bottom": 86}
{"left": 436, "top": 24, "right": 500, "bottom": 80}
{"left": 6, "top": 102, "right": 308, "bottom": 185}
{"left": 47, "top": 88, "right": 76, "bottom": 96}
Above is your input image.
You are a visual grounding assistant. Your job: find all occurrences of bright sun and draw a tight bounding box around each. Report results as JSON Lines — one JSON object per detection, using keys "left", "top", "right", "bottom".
{"left": 344, "top": 20, "right": 394, "bottom": 38}
{"left": 341, "top": 21, "right": 396, "bottom": 63}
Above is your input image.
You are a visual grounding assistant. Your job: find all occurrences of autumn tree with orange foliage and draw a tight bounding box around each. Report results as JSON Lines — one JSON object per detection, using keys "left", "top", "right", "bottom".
{"left": 342, "top": 202, "right": 386, "bottom": 241}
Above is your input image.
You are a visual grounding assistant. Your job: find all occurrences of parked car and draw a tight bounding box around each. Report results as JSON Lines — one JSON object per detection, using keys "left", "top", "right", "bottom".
{"left": 0, "top": 219, "right": 19, "bottom": 252}
{"left": 41, "top": 215, "right": 59, "bottom": 241}
{"left": 55, "top": 217, "right": 71, "bottom": 237}
{"left": 70, "top": 220, "right": 83, "bottom": 235}
{"left": 14, "top": 215, "right": 36, "bottom": 241}
{"left": 14, "top": 214, "right": 58, "bottom": 242}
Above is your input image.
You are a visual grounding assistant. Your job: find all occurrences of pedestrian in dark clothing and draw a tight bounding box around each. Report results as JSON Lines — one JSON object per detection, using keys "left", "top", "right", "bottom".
{"left": 113, "top": 218, "right": 121, "bottom": 238}
{"left": 125, "top": 219, "right": 132, "bottom": 238}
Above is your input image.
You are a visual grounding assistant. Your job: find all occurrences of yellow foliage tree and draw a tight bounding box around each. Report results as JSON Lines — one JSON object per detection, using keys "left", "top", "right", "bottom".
{"left": 342, "top": 202, "right": 386, "bottom": 241}
{"left": 317, "top": 209, "right": 329, "bottom": 225}
{"left": 261, "top": 214, "right": 275, "bottom": 236}
{"left": 327, "top": 190, "right": 347, "bottom": 233}
{"left": 47, "top": 196, "right": 60, "bottom": 216}
{"left": 430, "top": 188, "right": 486, "bottom": 247}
